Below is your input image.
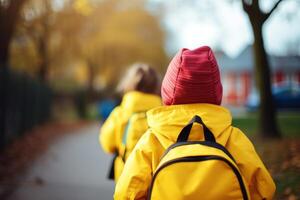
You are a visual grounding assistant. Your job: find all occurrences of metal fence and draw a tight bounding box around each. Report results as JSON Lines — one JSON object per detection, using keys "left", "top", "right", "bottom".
{"left": 0, "top": 67, "right": 52, "bottom": 149}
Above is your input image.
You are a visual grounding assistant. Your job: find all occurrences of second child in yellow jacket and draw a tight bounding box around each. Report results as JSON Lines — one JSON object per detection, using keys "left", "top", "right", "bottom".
{"left": 99, "top": 63, "right": 161, "bottom": 182}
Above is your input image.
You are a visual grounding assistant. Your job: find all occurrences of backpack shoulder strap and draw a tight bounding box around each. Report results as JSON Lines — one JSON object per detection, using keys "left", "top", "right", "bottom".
{"left": 121, "top": 111, "right": 147, "bottom": 161}
{"left": 177, "top": 115, "right": 216, "bottom": 143}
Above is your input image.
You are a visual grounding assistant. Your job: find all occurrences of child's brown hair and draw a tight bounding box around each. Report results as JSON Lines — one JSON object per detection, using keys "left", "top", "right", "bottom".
{"left": 118, "top": 63, "right": 160, "bottom": 95}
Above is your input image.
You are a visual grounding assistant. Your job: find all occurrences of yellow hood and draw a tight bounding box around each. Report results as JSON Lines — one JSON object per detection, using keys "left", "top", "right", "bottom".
{"left": 147, "top": 104, "right": 232, "bottom": 147}
{"left": 120, "top": 91, "right": 161, "bottom": 116}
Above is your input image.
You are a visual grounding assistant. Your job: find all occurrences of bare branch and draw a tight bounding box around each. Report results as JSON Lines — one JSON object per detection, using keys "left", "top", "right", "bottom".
{"left": 7, "top": 0, "right": 26, "bottom": 18}
{"left": 242, "top": 0, "right": 252, "bottom": 14}
{"left": 253, "top": 0, "right": 259, "bottom": 9}
{"left": 263, "top": 0, "right": 284, "bottom": 22}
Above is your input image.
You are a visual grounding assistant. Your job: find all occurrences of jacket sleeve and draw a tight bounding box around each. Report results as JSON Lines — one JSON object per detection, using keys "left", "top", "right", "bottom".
{"left": 227, "top": 127, "right": 276, "bottom": 200}
{"left": 114, "top": 132, "right": 153, "bottom": 200}
{"left": 99, "top": 106, "right": 122, "bottom": 154}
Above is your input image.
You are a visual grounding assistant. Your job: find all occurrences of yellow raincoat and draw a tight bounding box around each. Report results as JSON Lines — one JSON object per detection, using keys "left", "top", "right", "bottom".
{"left": 99, "top": 91, "right": 161, "bottom": 181}
{"left": 114, "top": 104, "right": 276, "bottom": 200}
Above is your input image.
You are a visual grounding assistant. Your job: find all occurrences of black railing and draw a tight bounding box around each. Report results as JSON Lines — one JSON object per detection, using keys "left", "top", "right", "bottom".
{"left": 0, "top": 67, "right": 52, "bottom": 149}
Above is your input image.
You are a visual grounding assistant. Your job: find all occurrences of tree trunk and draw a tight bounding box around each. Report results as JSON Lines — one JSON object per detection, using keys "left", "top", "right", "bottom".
{"left": 0, "top": 17, "right": 9, "bottom": 143}
{"left": 0, "top": 36, "right": 10, "bottom": 68}
{"left": 87, "top": 62, "right": 95, "bottom": 100}
{"left": 38, "top": 34, "right": 49, "bottom": 82}
{"left": 252, "top": 22, "right": 280, "bottom": 138}
{"left": 0, "top": 16, "right": 13, "bottom": 67}
{"left": 0, "top": 9, "right": 11, "bottom": 148}
{"left": 37, "top": 0, "right": 51, "bottom": 83}
{"left": 0, "top": 0, "right": 27, "bottom": 148}
{"left": 0, "top": 0, "right": 27, "bottom": 67}
{"left": 0, "top": 65, "right": 8, "bottom": 148}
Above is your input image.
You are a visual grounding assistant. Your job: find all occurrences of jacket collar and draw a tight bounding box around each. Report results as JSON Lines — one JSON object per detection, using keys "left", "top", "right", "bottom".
{"left": 147, "top": 103, "right": 232, "bottom": 142}
{"left": 121, "top": 91, "right": 161, "bottom": 115}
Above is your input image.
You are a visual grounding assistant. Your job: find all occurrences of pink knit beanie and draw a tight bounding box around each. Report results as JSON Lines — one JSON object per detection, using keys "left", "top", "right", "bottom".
{"left": 161, "top": 46, "right": 223, "bottom": 105}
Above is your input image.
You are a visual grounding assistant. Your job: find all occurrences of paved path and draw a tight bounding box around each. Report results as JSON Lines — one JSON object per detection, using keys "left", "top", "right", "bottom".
{"left": 7, "top": 124, "right": 115, "bottom": 200}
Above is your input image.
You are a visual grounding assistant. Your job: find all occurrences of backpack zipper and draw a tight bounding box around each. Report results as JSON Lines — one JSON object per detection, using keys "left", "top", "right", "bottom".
{"left": 147, "top": 155, "right": 249, "bottom": 200}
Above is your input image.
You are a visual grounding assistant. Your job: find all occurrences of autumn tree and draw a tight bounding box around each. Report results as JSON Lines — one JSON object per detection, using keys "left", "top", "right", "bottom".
{"left": 0, "top": 0, "right": 27, "bottom": 67}
{"left": 29, "top": 0, "right": 52, "bottom": 82}
{"left": 0, "top": 0, "right": 28, "bottom": 147}
{"left": 74, "top": 0, "right": 116, "bottom": 96}
{"left": 74, "top": 0, "right": 168, "bottom": 95}
{"left": 11, "top": 0, "right": 86, "bottom": 83}
{"left": 7, "top": 0, "right": 167, "bottom": 95}
{"left": 14, "top": 0, "right": 54, "bottom": 82}
{"left": 242, "top": 0, "right": 284, "bottom": 138}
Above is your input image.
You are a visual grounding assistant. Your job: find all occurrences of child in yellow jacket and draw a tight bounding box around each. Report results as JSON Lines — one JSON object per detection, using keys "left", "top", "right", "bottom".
{"left": 99, "top": 63, "right": 161, "bottom": 182}
{"left": 114, "top": 46, "right": 276, "bottom": 200}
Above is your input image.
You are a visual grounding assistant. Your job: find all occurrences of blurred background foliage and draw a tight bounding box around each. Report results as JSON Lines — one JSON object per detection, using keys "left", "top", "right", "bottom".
{"left": 10, "top": 0, "right": 168, "bottom": 92}
{"left": 0, "top": 0, "right": 169, "bottom": 148}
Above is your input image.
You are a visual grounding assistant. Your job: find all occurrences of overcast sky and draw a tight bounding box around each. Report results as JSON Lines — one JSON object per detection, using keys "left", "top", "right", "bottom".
{"left": 149, "top": 0, "right": 300, "bottom": 57}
